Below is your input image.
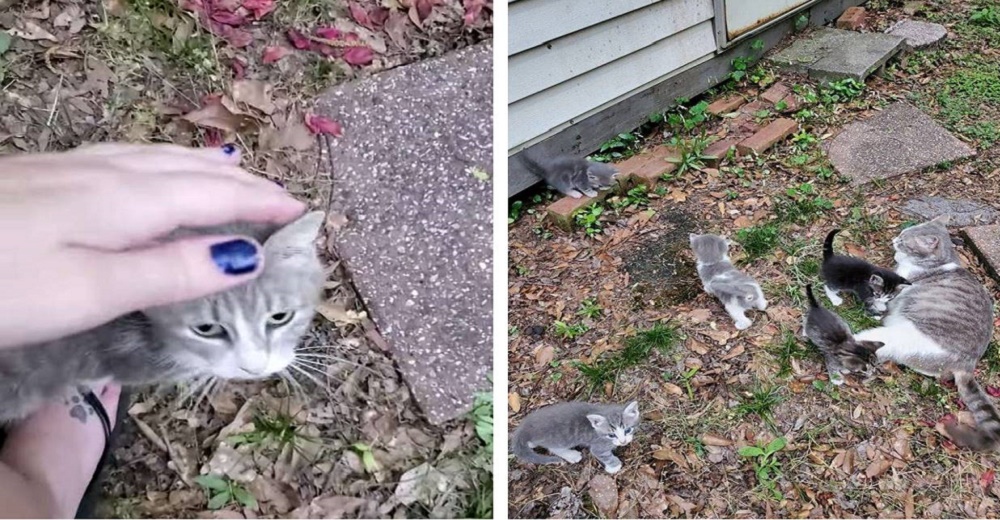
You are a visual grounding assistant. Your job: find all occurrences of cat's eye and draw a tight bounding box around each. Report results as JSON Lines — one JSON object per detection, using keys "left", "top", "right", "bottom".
{"left": 607, "top": 433, "right": 616, "bottom": 439}
{"left": 191, "top": 323, "right": 226, "bottom": 338}
{"left": 625, "top": 427, "right": 634, "bottom": 434}
{"left": 267, "top": 311, "right": 295, "bottom": 327}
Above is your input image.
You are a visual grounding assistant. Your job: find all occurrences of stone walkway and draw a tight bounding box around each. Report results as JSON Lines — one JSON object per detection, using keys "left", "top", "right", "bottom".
{"left": 314, "top": 43, "right": 493, "bottom": 424}
{"left": 768, "top": 27, "right": 905, "bottom": 82}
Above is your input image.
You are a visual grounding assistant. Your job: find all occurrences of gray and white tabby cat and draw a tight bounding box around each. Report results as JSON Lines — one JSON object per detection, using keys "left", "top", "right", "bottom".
{"left": 854, "top": 215, "right": 998, "bottom": 449}
{"left": 690, "top": 233, "right": 767, "bottom": 330}
{"left": 803, "top": 284, "right": 883, "bottom": 385}
{"left": 520, "top": 149, "right": 619, "bottom": 199}
{"left": 511, "top": 401, "right": 640, "bottom": 474}
{"left": 0, "top": 211, "right": 326, "bottom": 422}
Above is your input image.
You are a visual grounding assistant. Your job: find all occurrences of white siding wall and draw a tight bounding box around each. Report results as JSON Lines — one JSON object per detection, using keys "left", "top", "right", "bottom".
{"left": 508, "top": 0, "right": 717, "bottom": 153}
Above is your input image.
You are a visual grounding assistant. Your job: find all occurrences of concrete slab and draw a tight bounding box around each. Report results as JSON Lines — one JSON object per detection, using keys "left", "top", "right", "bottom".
{"left": 963, "top": 224, "right": 1000, "bottom": 282}
{"left": 886, "top": 19, "right": 947, "bottom": 49}
{"left": 314, "top": 43, "right": 492, "bottom": 424}
{"left": 768, "top": 28, "right": 905, "bottom": 82}
{"left": 825, "top": 102, "right": 976, "bottom": 184}
{"left": 903, "top": 197, "right": 1000, "bottom": 227}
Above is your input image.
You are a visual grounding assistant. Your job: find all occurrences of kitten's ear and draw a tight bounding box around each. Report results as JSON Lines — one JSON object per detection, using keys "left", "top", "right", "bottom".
{"left": 586, "top": 414, "right": 609, "bottom": 430}
{"left": 263, "top": 211, "right": 325, "bottom": 259}
{"left": 914, "top": 235, "right": 940, "bottom": 253}
{"left": 869, "top": 274, "right": 884, "bottom": 287}
{"left": 622, "top": 401, "right": 640, "bottom": 422}
{"left": 858, "top": 340, "right": 885, "bottom": 351}
{"left": 930, "top": 214, "right": 951, "bottom": 227}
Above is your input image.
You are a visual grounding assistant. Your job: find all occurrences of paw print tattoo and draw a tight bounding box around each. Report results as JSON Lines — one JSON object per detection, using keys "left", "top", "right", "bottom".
{"left": 62, "top": 386, "right": 96, "bottom": 425}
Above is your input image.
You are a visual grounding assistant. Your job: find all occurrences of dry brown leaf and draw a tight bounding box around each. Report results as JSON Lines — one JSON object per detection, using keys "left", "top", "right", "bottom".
{"left": 651, "top": 448, "right": 689, "bottom": 469}
{"left": 534, "top": 345, "right": 555, "bottom": 367}
{"left": 704, "top": 327, "right": 731, "bottom": 345}
{"left": 508, "top": 392, "right": 521, "bottom": 413}
{"left": 316, "top": 299, "right": 367, "bottom": 325}
{"left": 10, "top": 21, "right": 58, "bottom": 42}
{"left": 687, "top": 309, "right": 712, "bottom": 323}
{"left": 701, "top": 433, "right": 733, "bottom": 446}
{"left": 181, "top": 98, "right": 252, "bottom": 132}
{"left": 587, "top": 474, "right": 619, "bottom": 518}
{"left": 231, "top": 79, "right": 276, "bottom": 114}
{"left": 720, "top": 344, "right": 745, "bottom": 361}
{"left": 53, "top": 5, "right": 86, "bottom": 33}
{"left": 661, "top": 382, "right": 683, "bottom": 396}
{"left": 864, "top": 457, "right": 891, "bottom": 478}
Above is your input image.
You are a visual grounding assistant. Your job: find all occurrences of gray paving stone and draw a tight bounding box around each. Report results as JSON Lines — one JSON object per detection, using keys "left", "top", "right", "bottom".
{"left": 963, "top": 224, "right": 1000, "bottom": 282}
{"left": 903, "top": 197, "right": 1000, "bottom": 227}
{"left": 886, "top": 19, "right": 947, "bottom": 49}
{"left": 825, "top": 102, "right": 976, "bottom": 184}
{"left": 314, "top": 43, "right": 493, "bottom": 424}
{"left": 768, "top": 28, "right": 905, "bottom": 82}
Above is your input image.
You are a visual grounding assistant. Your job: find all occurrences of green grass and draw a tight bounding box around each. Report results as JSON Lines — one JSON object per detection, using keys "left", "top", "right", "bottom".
{"left": 576, "top": 323, "right": 682, "bottom": 389}
{"left": 769, "top": 329, "right": 813, "bottom": 378}
{"left": 775, "top": 183, "right": 833, "bottom": 224}
{"left": 553, "top": 320, "right": 589, "bottom": 340}
{"left": 735, "top": 385, "right": 784, "bottom": 426}
{"left": 834, "top": 300, "right": 880, "bottom": 331}
{"left": 228, "top": 410, "right": 315, "bottom": 456}
{"left": 735, "top": 224, "right": 782, "bottom": 261}
{"left": 577, "top": 299, "right": 603, "bottom": 319}
{"left": 934, "top": 55, "right": 1000, "bottom": 146}
{"left": 461, "top": 391, "right": 494, "bottom": 518}
{"left": 984, "top": 341, "right": 1000, "bottom": 375}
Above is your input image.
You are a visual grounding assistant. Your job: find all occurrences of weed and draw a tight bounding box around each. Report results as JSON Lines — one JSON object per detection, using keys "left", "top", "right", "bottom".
{"left": 677, "top": 366, "right": 700, "bottom": 399}
{"left": 738, "top": 437, "right": 787, "bottom": 500}
{"left": 592, "top": 132, "right": 641, "bottom": 162}
{"left": 666, "top": 100, "right": 711, "bottom": 131}
{"left": 725, "top": 189, "right": 739, "bottom": 200}
{"left": 350, "top": 442, "right": 380, "bottom": 473}
{"left": 776, "top": 183, "right": 833, "bottom": 224}
{"left": 775, "top": 99, "right": 788, "bottom": 111}
{"left": 610, "top": 185, "right": 650, "bottom": 210}
{"left": 667, "top": 135, "right": 715, "bottom": 176}
{"left": 229, "top": 410, "right": 312, "bottom": 455}
{"left": 194, "top": 475, "right": 257, "bottom": 510}
{"left": 971, "top": 6, "right": 1000, "bottom": 27}
{"left": 686, "top": 436, "right": 707, "bottom": 457}
{"left": 553, "top": 321, "right": 588, "bottom": 340}
{"left": 984, "top": 341, "right": 1000, "bottom": 375}
{"left": 514, "top": 265, "right": 529, "bottom": 276}
{"left": 508, "top": 200, "right": 523, "bottom": 224}
{"left": 574, "top": 204, "right": 604, "bottom": 236}
{"left": 812, "top": 379, "right": 842, "bottom": 400}
{"left": 577, "top": 299, "right": 603, "bottom": 319}
{"left": 791, "top": 130, "right": 818, "bottom": 150}
{"left": 576, "top": 323, "right": 682, "bottom": 389}
{"left": 820, "top": 79, "right": 865, "bottom": 104}
{"left": 736, "top": 224, "right": 781, "bottom": 261}
{"left": 735, "top": 385, "right": 784, "bottom": 425}
{"left": 835, "top": 301, "right": 880, "bottom": 331}
{"left": 770, "top": 329, "right": 812, "bottom": 377}
{"left": 729, "top": 56, "right": 752, "bottom": 82}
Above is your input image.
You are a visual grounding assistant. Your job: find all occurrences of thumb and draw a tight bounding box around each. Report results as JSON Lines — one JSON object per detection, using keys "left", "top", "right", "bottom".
{"left": 85, "top": 235, "right": 265, "bottom": 311}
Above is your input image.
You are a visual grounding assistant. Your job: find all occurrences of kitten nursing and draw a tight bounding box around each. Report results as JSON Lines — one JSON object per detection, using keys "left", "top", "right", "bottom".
{"left": 520, "top": 149, "right": 619, "bottom": 199}
{"left": 803, "top": 284, "right": 883, "bottom": 385}
{"left": 821, "top": 229, "right": 909, "bottom": 315}
{"left": 690, "top": 233, "right": 767, "bottom": 330}
{"left": 0, "top": 211, "right": 326, "bottom": 422}
{"left": 511, "top": 401, "right": 640, "bottom": 474}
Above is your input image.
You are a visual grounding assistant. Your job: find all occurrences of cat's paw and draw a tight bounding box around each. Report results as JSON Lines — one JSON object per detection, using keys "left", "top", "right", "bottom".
{"left": 734, "top": 318, "right": 753, "bottom": 330}
{"left": 567, "top": 191, "right": 583, "bottom": 199}
{"left": 563, "top": 451, "right": 583, "bottom": 464}
{"left": 756, "top": 299, "right": 769, "bottom": 311}
{"left": 582, "top": 189, "right": 598, "bottom": 198}
{"left": 603, "top": 460, "right": 623, "bottom": 474}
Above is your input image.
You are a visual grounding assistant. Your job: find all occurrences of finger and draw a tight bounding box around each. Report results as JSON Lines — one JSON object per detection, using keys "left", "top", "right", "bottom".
{"left": 73, "top": 142, "right": 237, "bottom": 164}
{"left": 81, "top": 235, "right": 265, "bottom": 312}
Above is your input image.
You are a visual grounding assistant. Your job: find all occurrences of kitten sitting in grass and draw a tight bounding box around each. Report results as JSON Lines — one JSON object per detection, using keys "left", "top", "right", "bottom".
{"left": 821, "top": 229, "right": 909, "bottom": 316}
{"left": 803, "top": 284, "right": 883, "bottom": 385}
{"left": 519, "top": 149, "right": 619, "bottom": 199}
{"left": 690, "top": 233, "right": 767, "bottom": 330}
{"left": 511, "top": 401, "right": 639, "bottom": 474}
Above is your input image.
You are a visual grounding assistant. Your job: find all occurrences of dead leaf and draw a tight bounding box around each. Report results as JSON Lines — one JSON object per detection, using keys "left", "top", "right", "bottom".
{"left": 587, "top": 474, "right": 619, "bottom": 518}
{"left": 53, "top": 5, "right": 86, "bottom": 33}
{"left": 534, "top": 345, "right": 555, "bottom": 367}
{"left": 316, "top": 299, "right": 367, "bottom": 325}
{"left": 662, "top": 382, "right": 683, "bottom": 396}
{"left": 651, "top": 448, "right": 689, "bottom": 469}
{"left": 305, "top": 113, "right": 343, "bottom": 136}
{"left": 289, "top": 495, "right": 367, "bottom": 519}
{"left": 508, "top": 392, "right": 521, "bottom": 413}
{"left": 259, "top": 113, "right": 315, "bottom": 151}
{"left": 10, "top": 21, "right": 58, "bottom": 42}
{"left": 231, "top": 79, "right": 275, "bottom": 114}
{"left": 865, "top": 457, "right": 891, "bottom": 478}
{"left": 701, "top": 433, "right": 733, "bottom": 446}
{"left": 687, "top": 309, "right": 712, "bottom": 323}
{"left": 181, "top": 97, "right": 251, "bottom": 132}
{"left": 720, "top": 344, "right": 745, "bottom": 361}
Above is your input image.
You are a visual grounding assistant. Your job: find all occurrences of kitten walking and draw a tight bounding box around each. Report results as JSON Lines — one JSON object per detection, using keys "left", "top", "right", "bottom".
{"left": 0, "top": 212, "right": 327, "bottom": 422}
{"left": 690, "top": 233, "right": 767, "bottom": 330}
{"left": 802, "top": 285, "right": 883, "bottom": 385}
{"left": 821, "top": 229, "right": 909, "bottom": 315}
{"left": 519, "top": 149, "right": 619, "bottom": 199}
{"left": 511, "top": 401, "right": 640, "bottom": 474}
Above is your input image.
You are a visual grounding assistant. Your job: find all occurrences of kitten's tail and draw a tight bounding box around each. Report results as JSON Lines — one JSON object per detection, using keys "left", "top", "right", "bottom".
{"left": 805, "top": 284, "right": 820, "bottom": 309}
{"left": 510, "top": 427, "right": 563, "bottom": 465}
{"left": 947, "top": 371, "right": 1000, "bottom": 451}
{"left": 519, "top": 149, "right": 551, "bottom": 179}
{"left": 823, "top": 229, "right": 841, "bottom": 261}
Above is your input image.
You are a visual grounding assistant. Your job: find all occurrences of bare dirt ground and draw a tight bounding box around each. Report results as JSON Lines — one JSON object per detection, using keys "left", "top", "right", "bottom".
{"left": 507, "top": 1, "right": 1000, "bottom": 518}
{"left": 1, "top": 0, "right": 492, "bottom": 517}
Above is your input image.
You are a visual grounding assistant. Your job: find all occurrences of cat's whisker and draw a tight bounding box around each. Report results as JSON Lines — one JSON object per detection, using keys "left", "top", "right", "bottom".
{"left": 294, "top": 358, "right": 330, "bottom": 373}
{"left": 192, "top": 377, "right": 217, "bottom": 412}
{"left": 280, "top": 372, "right": 309, "bottom": 405}
{"left": 288, "top": 363, "right": 329, "bottom": 392}
{"left": 177, "top": 377, "right": 209, "bottom": 406}
{"left": 294, "top": 353, "right": 379, "bottom": 375}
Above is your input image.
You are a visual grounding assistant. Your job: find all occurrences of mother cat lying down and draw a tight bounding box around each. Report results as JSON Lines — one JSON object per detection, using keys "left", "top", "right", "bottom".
{"left": 854, "top": 215, "right": 999, "bottom": 449}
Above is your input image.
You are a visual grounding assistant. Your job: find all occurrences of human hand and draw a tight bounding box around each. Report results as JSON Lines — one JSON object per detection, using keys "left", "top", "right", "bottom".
{"left": 0, "top": 143, "right": 306, "bottom": 348}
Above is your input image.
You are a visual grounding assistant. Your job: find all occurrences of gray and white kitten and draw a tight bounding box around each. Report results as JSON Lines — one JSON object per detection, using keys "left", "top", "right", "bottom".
{"left": 803, "top": 284, "right": 883, "bottom": 385}
{"left": 0, "top": 211, "right": 326, "bottom": 422}
{"left": 854, "top": 215, "right": 998, "bottom": 449}
{"left": 520, "top": 149, "right": 619, "bottom": 199}
{"left": 511, "top": 401, "right": 640, "bottom": 474}
{"left": 690, "top": 233, "right": 767, "bottom": 330}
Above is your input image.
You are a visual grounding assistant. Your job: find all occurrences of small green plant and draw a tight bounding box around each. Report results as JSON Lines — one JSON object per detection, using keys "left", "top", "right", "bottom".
{"left": 574, "top": 204, "right": 604, "bottom": 236}
{"left": 508, "top": 200, "right": 523, "bottom": 224}
{"left": 678, "top": 366, "right": 700, "bottom": 399}
{"left": 814, "top": 165, "right": 835, "bottom": 180}
{"left": 738, "top": 437, "right": 787, "bottom": 500}
{"left": 812, "top": 379, "right": 841, "bottom": 400}
{"left": 754, "top": 109, "right": 772, "bottom": 120}
{"left": 776, "top": 183, "right": 833, "bottom": 223}
{"left": 592, "top": 132, "right": 641, "bottom": 161}
{"left": 775, "top": 99, "right": 788, "bottom": 111}
{"left": 554, "top": 320, "right": 589, "bottom": 340}
{"left": 735, "top": 385, "right": 784, "bottom": 426}
{"left": 793, "top": 84, "right": 819, "bottom": 104}
{"left": 820, "top": 78, "right": 864, "bottom": 104}
{"left": 725, "top": 189, "right": 739, "bottom": 200}
{"left": 576, "top": 323, "right": 681, "bottom": 389}
{"left": 666, "top": 100, "right": 711, "bottom": 131}
{"left": 770, "top": 329, "right": 812, "bottom": 377}
{"left": 667, "top": 135, "right": 715, "bottom": 176}
{"left": 791, "top": 130, "right": 818, "bottom": 150}
{"left": 971, "top": 7, "right": 1000, "bottom": 27}
{"left": 351, "top": 442, "right": 381, "bottom": 473}
{"left": 750, "top": 38, "right": 764, "bottom": 51}
{"left": 735, "top": 224, "right": 781, "bottom": 261}
{"left": 577, "top": 299, "right": 603, "bottom": 319}
{"left": 793, "top": 108, "right": 815, "bottom": 121}
{"left": 611, "top": 185, "right": 650, "bottom": 210}
{"left": 794, "top": 13, "right": 809, "bottom": 31}
{"left": 194, "top": 475, "right": 258, "bottom": 510}
{"left": 729, "top": 55, "right": 752, "bottom": 82}
{"left": 228, "top": 411, "right": 311, "bottom": 454}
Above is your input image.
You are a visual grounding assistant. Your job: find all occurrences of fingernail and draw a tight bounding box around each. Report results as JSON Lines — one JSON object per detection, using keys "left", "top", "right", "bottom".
{"left": 222, "top": 143, "right": 238, "bottom": 155}
{"left": 272, "top": 179, "right": 285, "bottom": 188}
{"left": 210, "top": 239, "right": 258, "bottom": 275}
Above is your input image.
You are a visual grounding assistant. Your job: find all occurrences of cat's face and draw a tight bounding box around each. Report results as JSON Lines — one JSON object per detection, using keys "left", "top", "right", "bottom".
{"left": 144, "top": 212, "right": 326, "bottom": 380}
{"left": 867, "top": 272, "right": 910, "bottom": 312}
{"left": 893, "top": 215, "right": 954, "bottom": 269}
{"left": 689, "top": 233, "right": 730, "bottom": 264}
{"left": 586, "top": 162, "right": 619, "bottom": 190}
{"left": 835, "top": 340, "right": 883, "bottom": 373}
{"left": 587, "top": 401, "right": 640, "bottom": 446}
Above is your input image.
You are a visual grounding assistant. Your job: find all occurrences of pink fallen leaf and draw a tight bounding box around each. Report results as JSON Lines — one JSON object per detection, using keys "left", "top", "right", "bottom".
{"left": 983, "top": 469, "right": 996, "bottom": 489}
{"left": 986, "top": 385, "right": 1000, "bottom": 398}
{"left": 242, "top": 0, "right": 276, "bottom": 19}
{"left": 215, "top": 24, "right": 253, "bottom": 47}
{"left": 462, "top": 0, "right": 490, "bottom": 25}
{"left": 305, "top": 114, "right": 343, "bottom": 137}
{"left": 315, "top": 27, "right": 344, "bottom": 40}
{"left": 230, "top": 57, "right": 246, "bottom": 79}
{"left": 411, "top": 0, "right": 442, "bottom": 23}
{"left": 349, "top": 2, "right": 389, "bottom": 29}
{"left": 286, "top": 29, "right": 311, "bottom": 50}
{"left": 211, "top": 11, "right": 247, "bottom": 26}
{"left": 203, "top": 128, "right": 224, "bottom": 147}
{"left": 262, "top": 46, "right": 292, "bottom": 64}
{"left": 343, "top": 46, "right": 374, "bottom": 66}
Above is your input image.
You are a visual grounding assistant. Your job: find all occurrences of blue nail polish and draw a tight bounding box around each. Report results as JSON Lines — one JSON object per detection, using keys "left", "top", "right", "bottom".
{"left": 222, "top": 143, "right": 237, "bottom": 155}
{"left": 210, "top": 239, "right": 258, "bottom": 275}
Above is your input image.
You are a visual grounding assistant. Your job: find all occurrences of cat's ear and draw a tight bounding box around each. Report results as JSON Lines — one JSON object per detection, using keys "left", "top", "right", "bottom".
{"left": 263, "top": 211, "right": 325, "bottom": 259}
{"left": 586, "top": 414, "right": 609, "bottom": 430}
{"left": 622, "top": 401, "right": 640, "bottom": 422}
{"left": 858, "top": 340, "right": 884, "bottom": 352}
{"left": 930, "top": 214, "right": 951, "bottom": 227}
{"left": 913, "top": 235, "right": 940, "bottom": 253}
{"left": 869, "top": 274, "right": 884, "bottom": 287}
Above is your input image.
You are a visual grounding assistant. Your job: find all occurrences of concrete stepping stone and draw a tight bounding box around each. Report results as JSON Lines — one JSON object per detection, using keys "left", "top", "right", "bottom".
{"left": 903, "top": 197, "right": 1000, "bottom": 227}
{"left": 768, "top": 27, "right": 906, "bottom": 82}
{"left": 825, "top": 102, "right": 976, "bottom": 184}
{"left": 885, "top": 19, "right": 947, "bottom": 49}
{"left": 963, "top": 224, "right": 1000, "bottom": 282}
{"left": 314, "top": 43, "right": 492, "bottom": 424}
